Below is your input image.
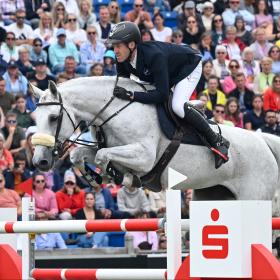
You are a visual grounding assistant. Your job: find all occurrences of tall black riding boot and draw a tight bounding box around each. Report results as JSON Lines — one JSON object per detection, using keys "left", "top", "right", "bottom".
{"left": 183, "top": 103, "right": 230, "bottom": 169}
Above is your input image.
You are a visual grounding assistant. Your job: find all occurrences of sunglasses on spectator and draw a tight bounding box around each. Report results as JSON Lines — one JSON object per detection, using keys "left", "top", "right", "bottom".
{"left": 17, "top": 16, "right": 25, "bottom": 20}
{"left": 6, "top": 37, "right": 15, "bottom": 41}
{"left": 68, "top": 18, "right": 76, "bottom": 22}
{"left": 0, "top": 180, "right": 3, "bottom": 183}
{"left": 35, "top": 180, "right": 45, "bottom": 184}
{"left": 230, "top": 1, "right": 239, "bottom": 4}
{"left": 215, "top": 110, "right": 225, "bottom": 113}
{"left": 188, "top": 21, "right": 196, "bottom": 24}
{"left": 217, "top": 52, "right": 225, "bottom": 54}
{"left": 274, "top": 79, "right": 280, "bottom": 83}
{"left": 7, "top": 120, "right": 16, "bottom": 124}
{"left": 271, "top": 50, "right": 279, "bottom": 53}
{"left": 174, "top": 35, "right": 182, "bottom": 38}
{"left": 229, "top": 64, "right": 239, "bottom": 69}
{"left": 56, "top": 8, "right": 64, "bottom": 11}
{"left": 135, "top": 4, "right": 143, "bottom": 7}
{"left": 214, "top": 18, "right": 222, "bottom": 23}
{"left": 34, "top": 44, "right": 42, "bottom": 47}
{"left": 111, "top": 5, "right": 119, "bottom": 9}
{"left": 65, "top": 181, "right": 75, "bottom": 185}
{"left": 88, "top": 32, "right": 96, "bottom": 35}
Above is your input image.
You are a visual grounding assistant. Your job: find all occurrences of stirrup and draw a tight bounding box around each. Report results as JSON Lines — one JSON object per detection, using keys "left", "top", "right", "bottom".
{"left": 211, "top": 138, "right": 230, "bottom": 169}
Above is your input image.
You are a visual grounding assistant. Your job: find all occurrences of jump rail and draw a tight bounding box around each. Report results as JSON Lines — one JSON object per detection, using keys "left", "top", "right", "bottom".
{"left": 31, "top": 268, "right": 167, "bottom": 280}
{"left": 0, "top": 218, "right": 189, "bottom": 233}
{"left": 0, "top": 217, "right": 279, "bottom": 234}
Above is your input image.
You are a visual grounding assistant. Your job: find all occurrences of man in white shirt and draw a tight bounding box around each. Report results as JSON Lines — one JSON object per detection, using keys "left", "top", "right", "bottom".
{"left": 6, "top": 9, "right": 34, "bottom": 45}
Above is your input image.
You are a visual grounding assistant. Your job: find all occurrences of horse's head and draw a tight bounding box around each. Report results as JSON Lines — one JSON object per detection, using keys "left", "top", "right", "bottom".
{"left": 31, "top": 81, "right": 76, "bottom": 171}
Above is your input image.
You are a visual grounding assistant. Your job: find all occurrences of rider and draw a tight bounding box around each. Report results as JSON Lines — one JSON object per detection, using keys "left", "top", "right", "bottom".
{"left": 107, "top": 21, "right": 229, "bottom": 169}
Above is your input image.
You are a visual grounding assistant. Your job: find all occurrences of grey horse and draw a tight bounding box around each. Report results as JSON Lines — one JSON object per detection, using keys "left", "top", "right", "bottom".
{"left": 31, "top": 77, "right": 280, "bottom": 201}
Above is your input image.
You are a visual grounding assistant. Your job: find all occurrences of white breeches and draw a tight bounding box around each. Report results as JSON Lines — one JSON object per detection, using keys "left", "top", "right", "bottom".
{"left": 172, "top": 60, "right": 202, "bottom": 118}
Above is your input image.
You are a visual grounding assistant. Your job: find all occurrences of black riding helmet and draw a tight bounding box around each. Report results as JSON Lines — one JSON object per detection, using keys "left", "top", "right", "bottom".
{"left": 107, "top": 21, "right": 141, "bottom": 45}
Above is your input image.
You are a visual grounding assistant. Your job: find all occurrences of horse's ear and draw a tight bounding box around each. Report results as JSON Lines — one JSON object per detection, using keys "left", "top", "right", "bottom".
{"left": 48, "top": 80, "right": 58, "bottom": 98}
{"left": 29, "top": 82, "right": 44, "bottom": 99}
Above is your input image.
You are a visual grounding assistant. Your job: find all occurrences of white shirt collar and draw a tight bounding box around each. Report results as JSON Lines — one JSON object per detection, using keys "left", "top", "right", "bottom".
{"left": 130, "top": 50, "right": 137, "bottom": 69}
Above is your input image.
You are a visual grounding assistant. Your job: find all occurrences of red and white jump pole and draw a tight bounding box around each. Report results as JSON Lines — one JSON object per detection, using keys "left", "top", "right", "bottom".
{"left": 31, "top": 268, "right": 167, "bottom": 280}
{"left": 0, "top": 218, "right": 189, "bottom": 233}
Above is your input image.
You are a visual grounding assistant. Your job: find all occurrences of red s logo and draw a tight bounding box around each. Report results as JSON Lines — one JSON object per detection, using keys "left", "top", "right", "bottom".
{"left": 202, "top": 209, "right": 229, "bottom": 259}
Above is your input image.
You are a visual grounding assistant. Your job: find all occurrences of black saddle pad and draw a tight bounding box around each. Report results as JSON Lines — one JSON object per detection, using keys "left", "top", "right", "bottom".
{"left": 156, "top": 103, "right": 204, "bottom": 146}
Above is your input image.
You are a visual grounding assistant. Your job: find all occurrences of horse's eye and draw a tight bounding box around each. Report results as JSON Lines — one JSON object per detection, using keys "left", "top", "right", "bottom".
{"left": 49, "top": 115, "right": 59, "bottom": 122}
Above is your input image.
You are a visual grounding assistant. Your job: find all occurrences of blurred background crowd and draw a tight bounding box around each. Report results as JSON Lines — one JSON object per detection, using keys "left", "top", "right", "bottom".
{"left": 0, "top": 0, "right": 279, "bottom": 251}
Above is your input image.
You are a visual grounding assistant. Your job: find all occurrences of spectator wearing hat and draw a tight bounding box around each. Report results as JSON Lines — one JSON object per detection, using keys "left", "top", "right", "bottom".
{"left": 29, "top": 38, "right": 47, "bottom": 64}
{"left": 56, "top": 170, "right": 85, "bottom": 220}
{"left": 103, "top": 50, "right": 117, "bottom": 76}
{"left": 0, "top": 76, "right": 15, "bottom": 115}
{"left": 3, "top": 61, "right": 28, "bottom": 96}
{"left": 0, "top": 32, "right": 18, "bottom": 63}
{"left": 177, "top": 1, "right": 203, "bottom": 31}
{"left": 80, "top": 25, "right": 106, "bottom": 74}
{"left": 29, "top": 59, "right": 56, "bottom": 90}
{"left": 200, "top": 1, "right": 215, "bottom": 31}
{"left": 222, "top": 0, "right": 254, "bottom": 31}
{"left": 16, "top": 46, "right": 35, "bottom": 77}
{"left": 6, "top": 9, "right": 34, "bottom": 46}
{"left": 125, "top": 0, "right": 153, "bottom": 30}
{"left": 48, "top": 28, "right": 80, "bottom": 75}
{"left": 212, "top": 45, "right": 230, "bottom": 81}
{"left": 11, "top": 94, "right": 35, "bottom": 130}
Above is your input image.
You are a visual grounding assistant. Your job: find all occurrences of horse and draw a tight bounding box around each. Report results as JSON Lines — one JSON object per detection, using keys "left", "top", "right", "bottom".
{"left": 31, "top": 77, "right": 280, "bottom": 201}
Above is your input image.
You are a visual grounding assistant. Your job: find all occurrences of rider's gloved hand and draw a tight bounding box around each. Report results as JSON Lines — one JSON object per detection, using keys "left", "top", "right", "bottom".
{"left": 113, "top": 86, "right": 134, "bottom": 101}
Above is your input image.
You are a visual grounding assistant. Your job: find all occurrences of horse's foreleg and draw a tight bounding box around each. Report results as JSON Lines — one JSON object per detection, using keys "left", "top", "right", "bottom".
{"left": 95, "top": 143, "right": 156, "bottom": 187}
{"left": 95, "top": 143, "right": 156, "bottom": 172}
{"left": 70, "top": 146, "right": 98, "bottom": 170}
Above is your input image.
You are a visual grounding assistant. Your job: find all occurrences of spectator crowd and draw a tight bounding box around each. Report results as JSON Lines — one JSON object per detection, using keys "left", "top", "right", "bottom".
{"left": 0, "top": 0, "right": 280, "bottom": 251}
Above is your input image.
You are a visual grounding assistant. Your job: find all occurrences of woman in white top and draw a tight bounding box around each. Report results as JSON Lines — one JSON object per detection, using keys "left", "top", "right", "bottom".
{"left": 34, "top": 12, "right": 57, "bottom": 48}
{"left": 65, "top": 13, "right": 87, "bottom": 49}
{"left": 0, "top": 32, "right": 18, "bottom": 63}
{"left": 78, "top": 0, "right": 97, "bottom": 30}
{"left": 151, "top": 13, "right": 172, "bottom": 42}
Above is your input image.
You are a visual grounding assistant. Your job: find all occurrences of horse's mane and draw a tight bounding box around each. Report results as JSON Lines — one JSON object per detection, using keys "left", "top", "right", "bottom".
{"left": 57, "top": 76, "right": 155, "bottom": 92}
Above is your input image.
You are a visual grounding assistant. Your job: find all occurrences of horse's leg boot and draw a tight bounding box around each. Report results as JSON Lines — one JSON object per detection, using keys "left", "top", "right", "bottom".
{"left": 183, "top": 103, "right": 230, "bottom": 169}
{"left": 106, "top": 162, "right": 124, "bottom": 185}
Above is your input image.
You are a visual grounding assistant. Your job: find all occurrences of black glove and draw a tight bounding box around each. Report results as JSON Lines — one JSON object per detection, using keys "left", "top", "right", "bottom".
{"left": 113, "top": 86, "right": 134, "bottom": 101}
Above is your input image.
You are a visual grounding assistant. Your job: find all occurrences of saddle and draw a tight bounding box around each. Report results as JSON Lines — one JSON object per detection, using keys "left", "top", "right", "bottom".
{"left": 141, "top": 94, "right": 219, "bottom": 192}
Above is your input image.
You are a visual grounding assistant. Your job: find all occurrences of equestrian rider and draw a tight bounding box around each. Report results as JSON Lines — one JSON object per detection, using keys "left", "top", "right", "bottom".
{"left": 107, "top": 21, "right": 229, "bottom": 169}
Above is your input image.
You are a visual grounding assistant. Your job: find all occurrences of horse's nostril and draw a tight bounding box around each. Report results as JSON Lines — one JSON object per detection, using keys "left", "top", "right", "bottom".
{"left": 39, "top": 160, "right": 49, "bottom": 167}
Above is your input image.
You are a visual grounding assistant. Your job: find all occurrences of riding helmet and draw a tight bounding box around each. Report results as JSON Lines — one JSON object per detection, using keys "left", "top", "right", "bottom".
{"left": 107, "top": 21, "right": 141, "bottom": 44}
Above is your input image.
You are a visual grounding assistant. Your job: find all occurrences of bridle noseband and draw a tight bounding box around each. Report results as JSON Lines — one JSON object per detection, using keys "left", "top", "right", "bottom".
{"left": 36, "top": 90, "right": 76, "bottom": 158}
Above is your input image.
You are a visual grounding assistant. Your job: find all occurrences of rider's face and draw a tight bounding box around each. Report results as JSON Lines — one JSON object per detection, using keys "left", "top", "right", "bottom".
{"left": 113, "top": 42, "right": 133, "bottom": 63}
